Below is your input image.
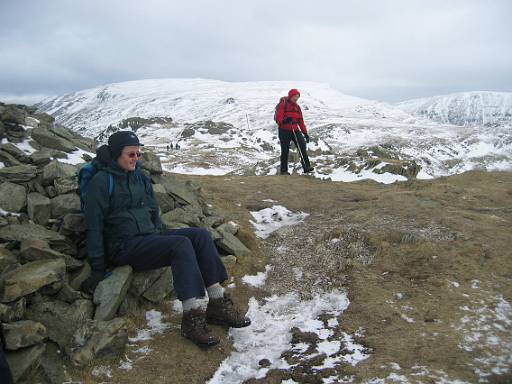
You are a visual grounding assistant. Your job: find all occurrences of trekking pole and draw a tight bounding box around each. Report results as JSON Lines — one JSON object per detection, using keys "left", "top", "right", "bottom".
{"left": 292, "top": 124, "right": 307, "bottom": 169}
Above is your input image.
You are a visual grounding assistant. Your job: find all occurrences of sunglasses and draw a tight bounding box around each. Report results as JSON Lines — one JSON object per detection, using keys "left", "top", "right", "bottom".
{"left": 125, "top": 151, "right": 142, "bottom": 159}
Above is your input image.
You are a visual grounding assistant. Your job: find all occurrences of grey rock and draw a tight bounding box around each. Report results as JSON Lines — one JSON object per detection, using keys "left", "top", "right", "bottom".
{"left": 0, "top": 298, "right": 26, "bottom": 322}
{"left": 54, "top": 176, "right": 77, "bottom": 195}
{"left": 19, "top": 239, "right": 83, "bottom": 271}
{"left": 215, "top": 229, "right": 251, "bottom": 257}
{"left": 69, "top": 317, "right": 128, "bottom": 367}
{"left": 0, "top": 223, "right": 66, "bottom": 246}
{"left": 152, "top": 183, "right": 175, "bottom": 213}
{"left": 3, "top": 320, "right": 47, "bottom": 350}
{"left": 60, "top": 213, "right": 87, "bottom": 234}
{"left": 30, "top": 149, "right": 56, "bottom": 166}
{"left": 161, "top": 221, "right": 189, "bottom": 229}
{"left": 142, "top": 266, "right": 173, "bottom": 303}
{"left": 0, "top": 182, "right": 26, "bottom": 213}
{"left": 69, "top": 263, "right": 91, "bottom": 291}
{"left": 5, "top": 343, "right": 46, "bottom": 383}
{"left": 0, "top": 149, "right": 22, "bottom": 167}
{"left": 0, "top": 164, "right": 37, "bottom": 183}
{"left": 1, "top": 106, "right": 26, "bottom": 125}
{"left": 161, "top": 174, "right": 200, "bottom": 206}
{"left": 50, "top": 193, "right": 80, "bottom": 218}
{"left": 0, "top": 258, "right": 66, "bottom": 302}
{"left": 203, "top": 215, "right": 225, "bottom": 228}
{"left": 56, "top": 281, "right": 83, "bottom": 303}
{"left": 129, "top": 268, "right": 165, "bottom": 297}
{"left": 0, "top": 143, "right": 29, "bottom": 163}
{"left": 93, "top": 265, "right": 133, "bottom": 321}
{"left": 40, "top": 342, "right": 65, "bottom": 384}
{"left": 0, "top": 247, "right": 19, "bottom": 273}
{"left": 31, "top": 127, "right": 76, "bottom": 153}
{"left": 25, "top": 299, "right": 94, "bottom": 350}
{"left": 161, "top": 206, "right": 202, "bottom": 227}
{"left": 42, "top": 160, "right": 77, "bottom": 185}
{"left": 27, "top": 192, "right": 51, "bottom": 225}
{"left": 217, "top": 221, "right": 240, "bottom": 235}
{"left": 140, "top": 151, "right": 163, "bottom": 174}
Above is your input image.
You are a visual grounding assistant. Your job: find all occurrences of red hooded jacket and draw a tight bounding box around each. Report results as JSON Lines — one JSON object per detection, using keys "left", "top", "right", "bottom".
{"left": 276, "top": 89, "right": 307, "bottom": 134}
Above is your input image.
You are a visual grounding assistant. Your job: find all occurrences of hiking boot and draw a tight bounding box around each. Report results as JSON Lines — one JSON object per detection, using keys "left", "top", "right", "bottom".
{"left": 303, "top": 166, "right": 315, "bottom": 173}
{"left": 280, "top": 171, "right": 290, "bottom": 175}
{"left": 181, "top": 308, "right": 220, "bottom": 347}
{"left": 206, "top": 293, "right": 251, "bottom": 328}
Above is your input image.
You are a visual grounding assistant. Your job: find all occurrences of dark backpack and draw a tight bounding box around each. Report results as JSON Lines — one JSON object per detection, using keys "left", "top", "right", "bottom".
{"left": 78, "top": 145, "right": 114, "bottom": 212}
{"left": 274, "top": 97, "right": 289, "bottom": 124}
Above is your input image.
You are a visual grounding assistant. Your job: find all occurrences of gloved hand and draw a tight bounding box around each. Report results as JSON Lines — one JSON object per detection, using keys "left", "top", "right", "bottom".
{"left": 304, "top": 133, "right": 310, "bottom": 143}
{"left": 80, "top": 269, "right": 106, "bottom": 295}
{"left": 282, "top": 117, "right": 293, "bottom": 124}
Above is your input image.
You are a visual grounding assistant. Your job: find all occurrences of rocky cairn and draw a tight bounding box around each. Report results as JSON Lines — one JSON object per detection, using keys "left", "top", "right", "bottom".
{"left": 0, "top": 102, "right": 251, "bottom": 383}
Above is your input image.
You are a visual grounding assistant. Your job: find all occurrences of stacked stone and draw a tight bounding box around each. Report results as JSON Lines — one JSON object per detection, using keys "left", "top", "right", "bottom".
{"left": 0, "top": 103, "right": 251, "bottom": 383}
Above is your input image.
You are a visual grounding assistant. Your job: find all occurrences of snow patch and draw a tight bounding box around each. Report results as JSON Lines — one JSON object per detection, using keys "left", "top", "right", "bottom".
{"left": 250, "top": 205, "right": 309, "bottom": 239}
{"left": 129, "top": 309, "right": 170, "bottom": 342}
{"left": 208, "top": 290, "right": 368, "bottom": 384}
{"left": 241, "top": 264, "right": 272, "bottom": 288}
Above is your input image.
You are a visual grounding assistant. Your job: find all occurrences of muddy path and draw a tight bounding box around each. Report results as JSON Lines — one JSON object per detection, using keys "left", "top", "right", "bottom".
{"left": 68, "top": 171, "right": 512, "bottom": 383}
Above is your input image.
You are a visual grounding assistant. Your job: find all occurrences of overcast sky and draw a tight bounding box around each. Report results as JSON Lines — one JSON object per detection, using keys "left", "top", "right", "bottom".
{"left": 1, "top": 0, "right": 511, "bottom": 104}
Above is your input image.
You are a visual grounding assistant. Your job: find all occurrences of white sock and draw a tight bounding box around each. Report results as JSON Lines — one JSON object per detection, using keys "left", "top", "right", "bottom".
{"left": 182, "top": 297, "right": 207, "bottom": 312}
{"left": 206, "top": 283, "right": 225, "bottom": 299}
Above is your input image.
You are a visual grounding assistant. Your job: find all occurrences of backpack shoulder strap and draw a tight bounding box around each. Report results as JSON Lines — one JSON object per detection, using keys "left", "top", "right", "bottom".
{"left": 107, "top": 173, "right": 114, "bottom": 196}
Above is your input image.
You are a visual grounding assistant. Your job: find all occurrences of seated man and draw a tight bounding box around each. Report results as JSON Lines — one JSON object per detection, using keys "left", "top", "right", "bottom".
{"left": 80, "top": 131, "right": 250, "bottom": 347}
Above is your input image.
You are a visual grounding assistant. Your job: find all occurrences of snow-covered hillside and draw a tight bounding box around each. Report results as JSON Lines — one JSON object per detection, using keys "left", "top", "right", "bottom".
{"left": 36, "top": 79, "right": 512, "bottom": 182}
{"left": 397, "top": 91, "right": 512, "bottom": 127}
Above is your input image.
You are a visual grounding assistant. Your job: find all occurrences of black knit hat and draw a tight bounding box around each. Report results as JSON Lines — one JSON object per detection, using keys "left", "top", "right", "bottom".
{"left": 108, "top": 131, "right": 144, "bottom": 160}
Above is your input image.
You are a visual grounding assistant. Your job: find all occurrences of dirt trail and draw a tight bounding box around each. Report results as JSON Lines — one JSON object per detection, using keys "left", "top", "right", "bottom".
{"left": 69, "top": 171, "right": 511, "bottom": 383}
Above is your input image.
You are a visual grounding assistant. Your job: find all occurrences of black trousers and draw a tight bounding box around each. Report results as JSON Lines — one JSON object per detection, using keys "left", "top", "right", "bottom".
{"left": 278, "top": 128, "right": 311, "bottom": 172}
{"left": 0, "top": 348, "right": 13, "bottom": 384}
{"left": 111, "top": 227, "right": 228, "bottom": 301}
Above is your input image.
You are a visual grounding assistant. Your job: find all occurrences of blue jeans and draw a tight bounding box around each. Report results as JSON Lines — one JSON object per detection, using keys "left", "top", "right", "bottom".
{"left": 111, "top": 227, "right": 228, "bottom": 301}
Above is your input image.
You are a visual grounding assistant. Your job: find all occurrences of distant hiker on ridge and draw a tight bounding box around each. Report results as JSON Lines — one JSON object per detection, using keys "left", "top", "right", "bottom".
{"left": 275, "top": 89, "right": 314, "bottom": 175}
{"left": 79, "top": 131, "right": 251, "bottom": 347}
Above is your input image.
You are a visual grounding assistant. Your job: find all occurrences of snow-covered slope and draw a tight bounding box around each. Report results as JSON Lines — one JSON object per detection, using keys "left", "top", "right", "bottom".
{"left": 36, "top": 79, "right": 512, "bottom": 182}
{"left": 397, "top": 91, "right": 512, "bottom": 127}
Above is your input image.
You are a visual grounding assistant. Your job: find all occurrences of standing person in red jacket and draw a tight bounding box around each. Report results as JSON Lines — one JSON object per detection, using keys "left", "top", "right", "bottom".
{"left": 275, "top": 89, "right": 314, "bottom": 174}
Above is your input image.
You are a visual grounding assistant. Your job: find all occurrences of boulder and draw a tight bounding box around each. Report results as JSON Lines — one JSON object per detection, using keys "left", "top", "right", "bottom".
{"left": 152, "top": 183, "right": 175, "bottom": 213}
{"left": 161, "top": 206, "right": 202, "bottom": 227}
{"left": 221, "top": 255, "right": 238, "bottom": 266}
{"left": 19, "top": 239, "right": 83, "bottom": 271}
{"left": 215, "top": 228, "right": 251, "bottom": 257}
{"left": 27, "top": 192, "right": 51, "bottom": 225}
{"left": 31, "top": 127, "right": 76, "bottom": 153}
{"left": 50, "top": 193, "right": 80, "bottom": 218}
{"left": 60, "top": 213, "right": 87, "bottom": 234}
{"left": 93, "top": 265, "right": 133, "bottom": 321}
{"left": 30, "top": 148, "right": 57, "bottom": 166}
{"left": 140, "top": 151, "right": 163, "bottom": 174}
{"left": 54, "top": 176, "right": 77, "bottom": 195}
{"left": 0, "top": 164, "right": 37, "bottom": 183}
{"left": 142, "top": 267, "right": 173, "bottom": 303}
{"left": 0, "top": 258, "right": 66, "bottom": 302}
{"left": 203, "top": 215, "right": 225, "bottom": 228}
{"left": 161, "top": 174, "right": 200, "bottom": 206}
{"left": 0, "top": 223, "right": 66, "bottom": 245}
{"left": 217, "top": 221, "right": 240, "bottom": 235}
{"left": 0, "top": 149, "right": 22, "bottom": 167}
{"left": 0, "top": 143, "right": 29, "bottom": 163}
{"left": 0, "top": 298, "right": 26, "bottom": 322}
{"left": 0, "top": 182, "right": 26, "bottom": 213}
{"left": 69, "top": 263, "right": 91, "bottom": 291}
{"left": 40, "top": 342, "right": 65, "bottom": 384}
{"left": 5, "top": 343, "right": 46, "bottom": 383}
{"left": 69, "top": 317, "right": 128, "bottom": 367}
{"left": 0, "top": 247, "right": 19, "bottom": 274}
{"left": 1, "top": 106, "right": 26, "bottom": 125}
{"left": 25, "top": 299, "right": 94, "bottom": 350}
{"left": 129, "top": 268, "right": 165, "bottom": 297}
{"left": 3, "top": 320, "right": 47, "bottom": 350}
{"left": 55, "top": 281, "right": 83, "bottom": 303}
{"left": 42, "top": 160, "right": 77, "bottom": 185}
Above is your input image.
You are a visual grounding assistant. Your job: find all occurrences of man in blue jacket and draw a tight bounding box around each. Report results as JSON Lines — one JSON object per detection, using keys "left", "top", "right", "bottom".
{"left": 80, "top": 131, "right": 250, "bottom": 347}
